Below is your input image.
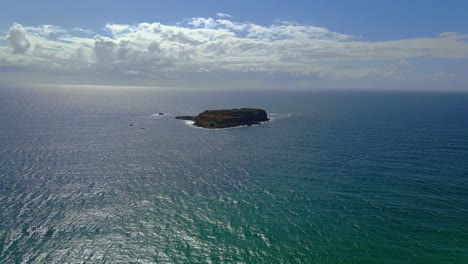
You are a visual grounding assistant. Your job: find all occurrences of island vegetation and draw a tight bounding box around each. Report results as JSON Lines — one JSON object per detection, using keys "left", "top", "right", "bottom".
{"left": 176, "top": 108, "right": 269, "bottom": 129}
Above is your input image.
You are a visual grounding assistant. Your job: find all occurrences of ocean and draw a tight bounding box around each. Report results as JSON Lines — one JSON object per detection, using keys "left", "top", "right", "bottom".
{"left": 0, "top": 86, "right": 467, "bottom": 263}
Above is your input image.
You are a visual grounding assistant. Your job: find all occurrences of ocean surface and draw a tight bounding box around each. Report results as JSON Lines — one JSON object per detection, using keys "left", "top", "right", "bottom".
{"left": 0, "top": 86, "right": 467, "bottom": 263}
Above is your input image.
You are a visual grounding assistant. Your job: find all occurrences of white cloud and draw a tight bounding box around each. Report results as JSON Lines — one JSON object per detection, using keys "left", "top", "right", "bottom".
{"left": 246, "top": 22, "right": 353, "bottom": 41}
{"left": 94, "top": 35, "right": 117, "bottom": 63}
{"left": 380, "top": 59, "right": 412, "bottom": 78}
{"left": 6, "top": 23, "right": 31, "bottom": 54}
{"left": 24, "top": 24, "right": 66, "bottom": 37}
{"left": 1, "top": 18, "right": 468, "bottom": 88}
{"left": 431, "top": 70, "right": 459, "bottom": 80}
{"left": 72, "top": 27, "right": 95, "bottom": 35}
{"left": 216, "top": 13, "right": 233, "bottom": 19}
{"left": 215, "top": 19, "right": 247, "bottom": 31}
{"left": 105, "top": 24, "right": 133, "bottom": 37}
{"left": 187, "top": 17, "right": 218, "bottom": 28}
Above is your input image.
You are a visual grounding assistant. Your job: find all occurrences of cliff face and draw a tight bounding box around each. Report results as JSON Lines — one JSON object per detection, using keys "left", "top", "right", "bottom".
{"left": 176, "top": 108, "right": 269, "bottom": 128}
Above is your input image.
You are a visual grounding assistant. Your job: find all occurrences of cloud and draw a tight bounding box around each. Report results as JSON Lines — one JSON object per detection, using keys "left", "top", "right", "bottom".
{"left": 24, "top": 24, "right": 66, "bottom": 37}
{"left": 187, "top": 17, "right": 218, "bottom": 28}
{"left": 72, "top": 27, "right": 95, "bottom": 35}
{"left": 6, "top": 23, "right": 31, "bottom": 54}
{"left": 94, "top": 35, "right": 117, "bottom": 63}
{"left": 216, "top": 13, "right": 233, "bottom": 19}
{"left": 105, "top": 23, "right": 133, "bottom": 37}
{"left": 389, "top": 59, "right": 412, "bottom": 75}
{"left": 431, "top": 70, "right": 458, "bottom": 80}
{"left": 1, "top": 18, "right": 468, "bottom": 88}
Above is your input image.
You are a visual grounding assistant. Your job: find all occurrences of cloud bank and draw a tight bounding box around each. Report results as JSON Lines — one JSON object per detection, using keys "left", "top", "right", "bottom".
{"left": 1, "top": 16, "right": 467, "bottom": 89}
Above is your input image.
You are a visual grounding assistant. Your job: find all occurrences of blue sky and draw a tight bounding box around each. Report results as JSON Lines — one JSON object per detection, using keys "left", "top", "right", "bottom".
{"left": 1, "top": 0, "right": 468, "bottom": 90}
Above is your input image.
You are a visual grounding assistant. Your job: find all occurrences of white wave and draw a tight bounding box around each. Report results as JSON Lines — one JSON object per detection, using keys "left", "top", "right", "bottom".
{"left": 184, "top": 120, "right": 196, "bottom": 127}
{"left": 152, "top": 113, "right": 168, "bottom": 117}
{"left": 268, "top": 112, "right": 293, "bottom": 121}
{"left": 183, "top": 120, "right": 267, "bottom": 130}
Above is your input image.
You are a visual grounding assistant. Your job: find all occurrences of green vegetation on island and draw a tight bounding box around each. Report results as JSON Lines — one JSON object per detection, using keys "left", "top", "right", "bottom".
{"left": 176, "top": 108, "right": 269, "bottom": 129}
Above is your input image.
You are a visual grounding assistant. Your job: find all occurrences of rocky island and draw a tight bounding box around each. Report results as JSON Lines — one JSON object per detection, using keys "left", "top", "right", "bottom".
{"left": 176, "top": 108, "right": 269, "bottom": 129}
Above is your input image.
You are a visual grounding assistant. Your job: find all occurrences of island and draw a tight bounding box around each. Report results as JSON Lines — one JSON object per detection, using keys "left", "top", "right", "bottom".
{"left": 176, "top": 108, "right": 269, "bottom": 129}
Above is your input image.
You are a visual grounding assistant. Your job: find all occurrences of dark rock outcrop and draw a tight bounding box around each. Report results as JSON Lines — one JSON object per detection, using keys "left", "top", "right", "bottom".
{"left": 176, "top": 108, "right": 269, "bottom": 129}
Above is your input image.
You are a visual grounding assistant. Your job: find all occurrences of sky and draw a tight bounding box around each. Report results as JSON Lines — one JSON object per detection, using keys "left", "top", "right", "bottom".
{"left": 1, "top": 0, "right": 468, "bottom": 90}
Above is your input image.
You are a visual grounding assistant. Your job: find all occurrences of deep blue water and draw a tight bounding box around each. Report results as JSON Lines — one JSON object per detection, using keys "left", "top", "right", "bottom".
{"left": 1, "top": 86, "right": 467, "bottom": 263}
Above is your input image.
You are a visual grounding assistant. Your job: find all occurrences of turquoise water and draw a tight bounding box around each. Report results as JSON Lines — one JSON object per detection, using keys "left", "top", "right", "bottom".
{"left": 1, "top": 86, "right": 467, "bottom": 263}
